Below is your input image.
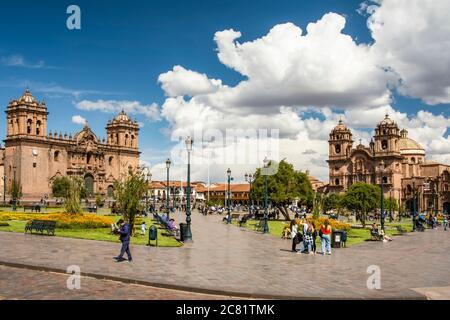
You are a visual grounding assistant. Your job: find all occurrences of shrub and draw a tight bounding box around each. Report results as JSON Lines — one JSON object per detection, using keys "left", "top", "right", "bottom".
{"left": 308, "top": 217, "right": 351, "bottom": 231}
{"left": 0, "top": 221, "right": 10, "bottom": 226}
{"left": 42, "top": 214, "right": 113, "bottom": 229}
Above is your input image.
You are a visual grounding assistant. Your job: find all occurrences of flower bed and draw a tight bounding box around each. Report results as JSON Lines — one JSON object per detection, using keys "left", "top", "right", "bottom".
{"left": 0, "top": 212, "right": 113, "bottom": 229}
{"left": 308, "top": 217, "right": 351, "bottom": 231}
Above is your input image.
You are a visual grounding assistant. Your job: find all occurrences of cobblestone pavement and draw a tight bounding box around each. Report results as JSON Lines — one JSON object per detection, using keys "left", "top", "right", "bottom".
{"left": 0, "top": 265, "right": 240, "bottom": 300}
{"left": 0, "top": 212, "right": 449, "bottom": 299}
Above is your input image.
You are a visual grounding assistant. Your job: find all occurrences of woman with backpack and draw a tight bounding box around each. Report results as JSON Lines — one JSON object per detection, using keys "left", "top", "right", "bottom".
{"left": 290, "top": 217, "right": 299, "bottom": 252}
{"left": 303, "top": 222, "right": 315, "bottom": 254}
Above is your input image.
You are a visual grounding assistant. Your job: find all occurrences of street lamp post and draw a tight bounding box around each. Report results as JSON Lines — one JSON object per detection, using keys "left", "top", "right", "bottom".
{"left": 166, "top": 158, "right": 171, "bottom": 219}
{"left": 245, "top": 173, "right": 255, "bottom": 216}
{"left": 2, "top": 175, "right": 6, "bottom": 205}
{"left": 379, "top": 161, "right": 385, "bottom": 231}
{"left": 412, "top": 176, "right": 417, "bottom": 231}
{"left": 184, "top": 136, "right": 193, "bottom": 242}
{"left": 144, "top": 170, "right": 151, "bottom": 213}
{"left": 226, "top": 168, "right": 232, "bottom": 224}
{"left": 263, "top": 157, "right": 270, "bottom": 234}
{"left": 389, "top": 187, "right": 393, "bottom": 222}
{"left": 12, "top": 167, "right": 17, "bottom": 212}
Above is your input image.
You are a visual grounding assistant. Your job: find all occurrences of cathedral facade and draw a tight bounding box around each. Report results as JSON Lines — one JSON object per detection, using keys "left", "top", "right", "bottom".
{"left": 0, "top": 90, "right": 140, "bottom": 202}
{"left": 327, "top": 115, "right": 450, "bottom": 214}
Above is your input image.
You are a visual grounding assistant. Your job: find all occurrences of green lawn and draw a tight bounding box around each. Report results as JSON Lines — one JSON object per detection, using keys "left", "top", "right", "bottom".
{"left": 233, "top": 218, "right": 414, "bottom": 247}
{"left": 0, "top": 215, "right": 181, "bottom": 247}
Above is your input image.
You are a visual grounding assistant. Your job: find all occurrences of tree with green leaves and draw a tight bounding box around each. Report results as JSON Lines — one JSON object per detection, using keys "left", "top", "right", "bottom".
{"left": 251, "top": 160, "right": 314, "bottom": 221}
{"left": 64, "top": 176, "right": 84, "bottom": 215}
{"left": 52, "top": 176, "right": 72, "bottom": 198}
{"left": 384, "top": 197, "right": 399, "bottom": 213}
{"left": 341, "top": 182, "right": 380, "bottom": 227}
{"left": 323, "top": 193, "right": 344, "bottom": 213}
{"left": 113, "top": 167, "right": 149, "bottom": 234}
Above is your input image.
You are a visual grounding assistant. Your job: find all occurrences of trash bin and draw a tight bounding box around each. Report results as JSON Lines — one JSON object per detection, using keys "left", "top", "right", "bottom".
{"left": 148, "top": 225, "right": 158, "bottom": 246}
{"left": 332, "top": 230, "right": 346, "bottom": 248}
{"left": 179, "top": 223, "right": 186, "bottom": 242}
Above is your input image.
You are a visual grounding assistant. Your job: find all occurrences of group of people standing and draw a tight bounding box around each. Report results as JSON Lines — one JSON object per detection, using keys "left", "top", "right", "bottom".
{"left": 289, "top": 214, "right": 332, "bottom": 255}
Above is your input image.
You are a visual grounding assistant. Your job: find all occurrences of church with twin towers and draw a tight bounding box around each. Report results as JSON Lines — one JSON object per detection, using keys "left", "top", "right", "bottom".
{"left": 0, "top": 89, "right": 140, "bottom": 201}
{"left": 327, "top": 114, "right": 450, "bottom": 214}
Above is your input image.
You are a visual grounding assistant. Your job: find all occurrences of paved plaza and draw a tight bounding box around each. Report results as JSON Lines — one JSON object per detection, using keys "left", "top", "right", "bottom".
{"left": 0, "top": 212, "right": 449, "bottom": 299}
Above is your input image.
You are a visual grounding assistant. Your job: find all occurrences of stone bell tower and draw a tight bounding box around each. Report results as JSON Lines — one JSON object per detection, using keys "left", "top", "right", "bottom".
{"left": 6, "top": 89, "right": 48, "bottom": 139}
{"left": 106, "top": 110, "right": 139, "bottom": 149}
{"left": 374, "top": 114, "right": 401, "bottom": 157}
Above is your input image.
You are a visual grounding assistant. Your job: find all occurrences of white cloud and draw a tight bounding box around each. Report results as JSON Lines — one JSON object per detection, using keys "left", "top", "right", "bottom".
{"left": 75, "top": 100, "right": 161, "bottom": 121}
{"left": 1, "top": 54, "right": 46, "bottom": 68}
{"left": 368, "top": 0, "right": 450, "bottom": 104}
{"left": 158, "top": 65, "right": 223, "bottom": 97}
{"left": 71, "top": 115, "right": 87, "bottom": 125}
{"left": 148, "top": 6, "right": 450, "bottom": 183}
{"left": 207, "top": 14, "right": 395, "bottom": 112}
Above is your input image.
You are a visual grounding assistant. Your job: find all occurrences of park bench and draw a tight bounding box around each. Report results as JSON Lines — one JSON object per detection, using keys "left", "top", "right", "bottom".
{"left": 23, "top": 204, "right": 41, "bottom": 212}
{"left": 153, "top": 213, "right": 179, "bottom": 237}
{"left": 238, "top": 213, "right": 253, "bottom": 227}
{"left": 84, "top": 206, "right": 97, "bottom": 213}
{"left": 25, "top": 220, "right": 56, "bottom": 236}
{"left": 254, "top": 219, "right": 264, "bottom": 232}
{"left": 370, "top": 229, "right": 383, "bottom": 241}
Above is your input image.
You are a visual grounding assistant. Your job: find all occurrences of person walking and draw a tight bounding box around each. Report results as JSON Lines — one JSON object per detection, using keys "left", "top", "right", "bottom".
{"left": 320, "top": 219, "right": 332, "bottom": 255}
{"left": 304, "top": 222, "right": 314, "bottom": 254}
{"left": 311, "top": 222, "right": 318, "bottom": 254}
{"left": 114, "top": 219, "right": 133, "bottom": 263}
{"left": 444, "top": 215, "right": 448, "bottom": 231}
{"left": 291, "top": 215, "right": 300, "bottom": 252}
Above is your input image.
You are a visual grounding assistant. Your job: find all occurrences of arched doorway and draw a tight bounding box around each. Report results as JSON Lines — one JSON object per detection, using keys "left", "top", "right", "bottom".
{"left": 443, "top": 202, "right": 450, "bottom": 214}
{"left": 405, "top": 198, "right": 418, "bottom": 213}
{"left": 84, "top": 174, "right": 94, "bottom": 197}
{"left": 107, "top": 185, "right": 114, "bottom": 198}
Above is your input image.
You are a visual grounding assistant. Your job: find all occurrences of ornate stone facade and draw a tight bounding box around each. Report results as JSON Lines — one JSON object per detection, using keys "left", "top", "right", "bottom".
{"left": 327, "top": 115, "right": 450, "bottom": 213}
{"left": 1, "top": 90, "right": 140, "bottom": 201}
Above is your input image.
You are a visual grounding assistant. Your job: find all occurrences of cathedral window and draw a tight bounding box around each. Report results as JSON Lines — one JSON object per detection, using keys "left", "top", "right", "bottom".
{"left": 382, "top": 176, "right": 388, "bottom": 184}
{"left": 125, "top": 134, "right": 129, "bottom": 146}
{"left": 27, "top": 119, "right": 32, "bottom": 134}
{"left": 36, "top": 120, "right": 41, "bottom": 135}
{"left": 335, "top": 144, "right": 341, "bottom": 154}
{"left": 131, "top": 135, "right": 135, "bottom": 147}
{"left": 382, "top": 140, "right": 388, "bottom": 150}
{"left": 109, "top": 156, "right": 113, "bottom": 166}
{"left": 411, "top": 157, "right": 416, "bottom": 164}
{"left": 335, "top": 178, "right": 340, "bottom": 186}
{"left": 54, "top": 151, "right": 60, "bottom": 162}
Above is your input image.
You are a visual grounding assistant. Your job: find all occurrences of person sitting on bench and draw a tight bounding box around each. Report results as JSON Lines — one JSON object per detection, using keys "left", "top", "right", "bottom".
{"left": 371, "top": 223, "right": 383, "bottom": 240}
{"left": 168, "top": 219, "right": 178, "bottom": 232}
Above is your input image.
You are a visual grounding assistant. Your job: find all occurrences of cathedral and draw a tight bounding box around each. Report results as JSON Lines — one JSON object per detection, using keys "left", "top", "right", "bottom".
{"left": 0, "top": 90, "right": 140, "bottom": 202}
{"left": 327, "top": 114, "right": 450, "bottom": 214}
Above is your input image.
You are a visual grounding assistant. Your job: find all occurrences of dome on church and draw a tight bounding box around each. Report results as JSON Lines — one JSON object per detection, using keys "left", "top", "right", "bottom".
{"left": 398, "top": 129, "right": 425, "bottom": 155}
{"left": 379, "top": 113, "right": 395, "bottom": 126}
{"left": 332, "top": 119, "right": 349, "bottom": 132}
{"left": 115, "top": 110, "right": 130, "bottom": 122}
{"left": 18, "top": 89, "right": 37, "bottom": 104}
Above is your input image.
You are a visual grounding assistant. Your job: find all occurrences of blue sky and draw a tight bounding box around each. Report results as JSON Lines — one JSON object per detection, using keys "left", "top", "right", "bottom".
{"left": 1, "top": 0, "right": 450, "bottom": 182}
